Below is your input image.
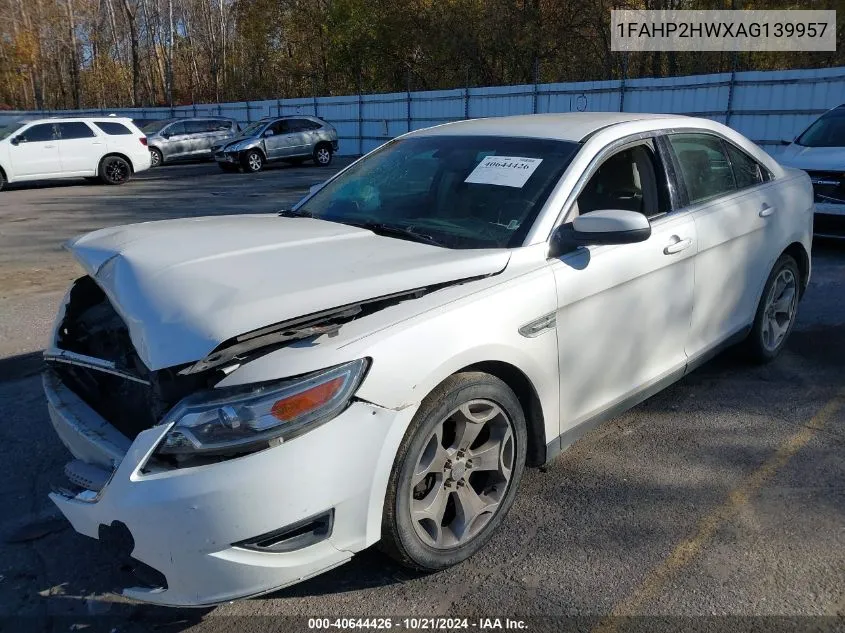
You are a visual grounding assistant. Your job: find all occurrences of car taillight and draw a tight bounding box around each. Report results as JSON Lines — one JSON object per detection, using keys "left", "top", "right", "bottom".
{"left": 140, "top": 137, "right": 148, "bottom": 146}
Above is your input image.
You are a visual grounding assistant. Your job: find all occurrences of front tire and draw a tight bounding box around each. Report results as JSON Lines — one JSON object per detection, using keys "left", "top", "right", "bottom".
{"left": 241, "top": 150, "right": 264, "bottom": 173}
{"left": 98, "top": 156, "right": 132, "bottom": 185}
{"left": 746, "top": 254, "right": 800, "bottom": 363}
{"left": 313, "top": 144, "right": 333, "bottom": 166}
{"left": 381, "top": 372, "right": 527, "bottom": 571}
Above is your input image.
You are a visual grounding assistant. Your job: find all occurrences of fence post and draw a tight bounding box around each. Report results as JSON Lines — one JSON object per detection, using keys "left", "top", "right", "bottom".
{"left": 532, "top": 57, "right": 539, "bottom": 114}
{"left": 406, "top": 70, "right": 412, "bottom": 132}
{"left": 358, "top": 72, "right": 364, "bottom": 156}
{"left": 619, "top": 52, "right": 629, "bottom": 112}
{"left": 725, "top": 51, "right": 740, "bottom": 127}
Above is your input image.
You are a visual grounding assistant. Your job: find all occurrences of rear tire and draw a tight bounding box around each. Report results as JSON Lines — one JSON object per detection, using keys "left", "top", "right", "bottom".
{"left": 98, "top": 156, "right": 132, "bottom": 185}
{"left": 381, "top": 372, "right": 527, "bottom": 571}
{"left": 313, "top": 144, "right": 333, "bottom": 166}
{"left": 241, "top": 150, "right": 264, "bottom": 173}
{"left": 745, "top": 254, "right": 800, "bottom": 363}
{"left": 149, "top": 147, "right": 163, "bottom": 168}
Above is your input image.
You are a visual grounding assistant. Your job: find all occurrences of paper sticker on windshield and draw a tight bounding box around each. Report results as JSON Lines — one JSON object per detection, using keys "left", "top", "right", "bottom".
{"left": 464, "top": 156, "right": 543, "bottom": 188}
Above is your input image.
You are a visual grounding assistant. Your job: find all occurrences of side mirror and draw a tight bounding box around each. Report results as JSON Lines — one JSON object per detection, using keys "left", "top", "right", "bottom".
{"left": 264, "top": 130, "right": 275, "bottom": 137}
{"left": 549, "top": 209, "right": 651, "bottom": 257}
{"left": 161, "top": 132, "right": 171, "bottom": 139}
{"left": 10, "top": 136, "right": 20, "bottom": 146}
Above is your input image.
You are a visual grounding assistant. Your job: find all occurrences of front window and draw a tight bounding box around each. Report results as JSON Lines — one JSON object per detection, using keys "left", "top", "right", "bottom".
{"left": 0, "top": 120, "right": 27, "bottom": 140}
{"left": 296, "top": 135, "right": 578, "bottom": 249}
{"left": 241, "top": 120, "right": 270, "bottom": 137}
{"left": 796, "top": 109, "right": 845, "bottom": 148}
{"left": 141, "top": 120, "right": 172, "bottom": 135}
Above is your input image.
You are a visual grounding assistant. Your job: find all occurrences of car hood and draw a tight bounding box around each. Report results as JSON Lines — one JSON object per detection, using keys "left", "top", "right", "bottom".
{"left": 778, "top": 144, "right": 845, "bottom": 171}
{"left": 67, "top": 215, "right": 510, "bottom": 371}
{"left": 220, "top": 134, "right": 259, "bottom": 149}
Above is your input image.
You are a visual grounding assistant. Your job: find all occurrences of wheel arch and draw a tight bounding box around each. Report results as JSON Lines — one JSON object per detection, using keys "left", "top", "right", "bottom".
{"left": 459, "top": 360, "right": 547, "bottom": 468}
{"left": 99, "top": 152, "right": 135, "bottom": 174}
{"left": 0, "top": 163, "right": 7, "bottom": 182}
{"left": 782, "top": 241, "right": 810, "bottom": 297}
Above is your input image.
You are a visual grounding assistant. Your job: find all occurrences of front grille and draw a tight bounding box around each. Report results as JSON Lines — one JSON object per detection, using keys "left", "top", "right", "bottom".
{"left": 806, "top": 170, "right": 845, "bottom": 205}
{"left": 50, "top": 276, "right": 211, "bottom": 440}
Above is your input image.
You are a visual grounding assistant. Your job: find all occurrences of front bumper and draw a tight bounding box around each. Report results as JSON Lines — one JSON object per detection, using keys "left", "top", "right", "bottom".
{"left": 44, "top": 371, "right": 414, "bottom": 606}
{"left": 214, "top": 151, "right": 239, "bottom": 164}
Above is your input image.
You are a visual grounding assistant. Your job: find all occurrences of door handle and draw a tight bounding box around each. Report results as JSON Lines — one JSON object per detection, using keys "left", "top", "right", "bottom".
{"left": 759, "top": 203, "right": 776, "bottom": 218}
{"left": 44, "top": 145, "right": 55, "bottom": 149}
{"left": 664, "top": 237, "right": 693, "bottom": 255}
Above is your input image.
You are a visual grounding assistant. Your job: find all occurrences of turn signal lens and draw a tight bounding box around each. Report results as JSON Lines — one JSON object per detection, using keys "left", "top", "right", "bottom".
{"left": 271, "top": 377, "right": 345, "bottom": 422}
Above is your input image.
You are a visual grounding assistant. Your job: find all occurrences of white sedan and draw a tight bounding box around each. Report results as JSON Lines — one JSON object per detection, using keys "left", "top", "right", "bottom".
{"left": 43, "top": 113, "right": 813, "bottom": 606}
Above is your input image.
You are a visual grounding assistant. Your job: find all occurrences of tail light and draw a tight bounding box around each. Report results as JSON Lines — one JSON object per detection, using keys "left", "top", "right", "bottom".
{"left": 139, "top": 137, "right": 148, "bottom": 146}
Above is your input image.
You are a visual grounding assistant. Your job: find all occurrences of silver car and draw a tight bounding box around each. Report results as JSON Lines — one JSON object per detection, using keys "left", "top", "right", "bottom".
{"left": 142, "top": 117, "right": 239, "bottom": 167}
{"left": 213, "top": 116, "right": 339, "bottom": 173}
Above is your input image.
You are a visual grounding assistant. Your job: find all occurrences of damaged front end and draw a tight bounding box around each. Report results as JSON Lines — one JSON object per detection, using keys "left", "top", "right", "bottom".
{"left": 45, "top": 272, "right": 482, "bottom": 456}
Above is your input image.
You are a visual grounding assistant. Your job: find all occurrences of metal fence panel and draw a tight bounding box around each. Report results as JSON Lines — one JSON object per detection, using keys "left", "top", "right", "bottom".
{"left": 3, "top": 65, "right": 845, "bottom": 157}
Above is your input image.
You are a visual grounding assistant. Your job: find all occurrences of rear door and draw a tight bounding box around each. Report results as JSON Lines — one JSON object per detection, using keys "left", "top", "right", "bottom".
{"left": 286, "top": 118, "right": 316, "bottom": 156}
{"left": 56, "top": 122, "right": 100, "bottom": 174}
{"left": 10, "top": 123, "right": 60, "bottom": 177}
{"left": 664, "top": 132, "right": 777, "bottom": 361}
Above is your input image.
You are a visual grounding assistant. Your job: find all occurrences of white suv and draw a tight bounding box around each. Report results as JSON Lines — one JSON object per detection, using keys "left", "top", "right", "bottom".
{"left": 0, "top": 117, "right": 151, "bottom": 190}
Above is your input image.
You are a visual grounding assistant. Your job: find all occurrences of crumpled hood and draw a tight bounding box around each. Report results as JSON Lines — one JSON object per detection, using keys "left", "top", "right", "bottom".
{"left": 778, "top": 144, "right": 845, "bottom": 171}
{"left": 67, "top": 215, "right": 510, "bottom": 371}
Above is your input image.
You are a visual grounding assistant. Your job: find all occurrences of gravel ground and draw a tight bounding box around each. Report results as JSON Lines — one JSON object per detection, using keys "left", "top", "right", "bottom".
{"left": 0, "top": 162, "right": 843, "bottom": 633}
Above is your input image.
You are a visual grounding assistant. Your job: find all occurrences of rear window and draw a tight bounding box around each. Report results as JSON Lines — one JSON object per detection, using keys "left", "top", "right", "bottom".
{"left": 58, "top": 122, "right": 96, "bottom": 139}
{"left": 94, "top": 121, "right": 133, "bottom": 135}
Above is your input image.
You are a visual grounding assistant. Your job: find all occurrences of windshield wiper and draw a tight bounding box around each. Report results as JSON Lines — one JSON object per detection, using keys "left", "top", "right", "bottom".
{"left": 342, "top": 221, "right": 444, "bottom": 247}
{"left": 278, "top": 208, "right": 314, "bottom": 218}
{"left": 278, "top": 211, "right": 443, "bottom": 247}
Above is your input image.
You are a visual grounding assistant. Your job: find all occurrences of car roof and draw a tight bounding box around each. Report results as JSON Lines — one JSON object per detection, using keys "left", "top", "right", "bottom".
{"left": 24, "top": 116, "right": 136, "bottom": 124}
{"left": 406, "top": 112, "right": 693, "bottom": 143}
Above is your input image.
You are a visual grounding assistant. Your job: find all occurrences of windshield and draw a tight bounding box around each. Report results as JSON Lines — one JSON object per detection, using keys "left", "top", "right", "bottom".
{"left": 796, "top": 109, "right": 845, "bottom": 148}
{"left": 0, "top": 120, "right": 27, "bottom": 141}
{"left": 240, "top": 120, "right": 269, "bottom": 137}
{"left": 296, "top": 135, "right": 578, "bottom": 249}
{"left": 142, "top": 120, "right": 173, "bottom": 134}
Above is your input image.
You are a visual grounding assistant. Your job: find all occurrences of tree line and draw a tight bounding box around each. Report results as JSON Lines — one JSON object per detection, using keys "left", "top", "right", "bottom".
{"left": 0, "top": 0, "right": 842, "bottom": 112}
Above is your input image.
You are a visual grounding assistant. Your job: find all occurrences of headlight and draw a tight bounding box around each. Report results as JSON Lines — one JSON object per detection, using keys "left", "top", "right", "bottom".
{"left": 156, "top": 359, "right": 368, "bottom": 458}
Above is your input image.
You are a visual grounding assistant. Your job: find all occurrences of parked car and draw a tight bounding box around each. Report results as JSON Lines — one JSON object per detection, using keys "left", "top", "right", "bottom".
{"left": 44, "top": 113, "right": 812, "bottom": 606}
{"left": 778, "top": 103, "right": 845, "bottom": 238}
{"left": 142, "top": 117, "right": 239, "bottom": 167}
{"left": 213, "top": 115, "right": 338, "bottom": 172}
{"left": 0, "top": 117, "right": 150, "bottom": 189}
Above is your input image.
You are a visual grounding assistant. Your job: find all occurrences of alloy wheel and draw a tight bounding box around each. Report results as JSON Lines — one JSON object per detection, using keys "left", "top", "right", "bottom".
{"left": 316, "top": 148, "right": 331, "bottom": 165}
{"left": 409, "top": 399, "right": 514, "bottom": 549}
{"left": 248, "top": 153, "right": 262, "bottom": 171}
{"left": 761, "top": 268, "right": 797, "bottom": 352}
{"left": 105, "top": 159, "right": 129, "bottom": 184}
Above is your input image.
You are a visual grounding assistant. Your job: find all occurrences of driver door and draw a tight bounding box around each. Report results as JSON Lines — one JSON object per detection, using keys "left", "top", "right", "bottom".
{"left": 548, "top": 139, "right": 697, "bottom": 436}
{"left": 11, "top": 123, "right": 61, "bottom": 177}
{"left": 263, "top": 120, "right": 295, "bottom": 159}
